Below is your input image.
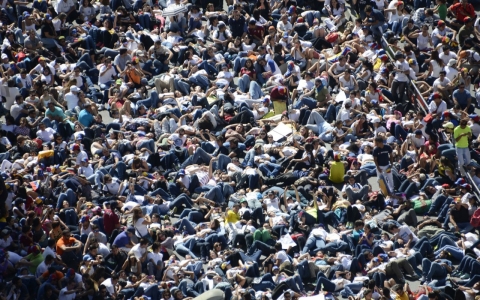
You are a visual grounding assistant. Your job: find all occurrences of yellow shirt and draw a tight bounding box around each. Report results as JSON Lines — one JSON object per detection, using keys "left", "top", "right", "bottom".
{"left": 329, "top": 161, "right": 345, "bottom": 184}
{"left": 395, "top": 291, "right": 409, "bottom": 300}
{"left": 454, "top": 126, "right": 471, "bottom": 148}
{"left": 225, "top": 209, "right": 240, "bottom": 224}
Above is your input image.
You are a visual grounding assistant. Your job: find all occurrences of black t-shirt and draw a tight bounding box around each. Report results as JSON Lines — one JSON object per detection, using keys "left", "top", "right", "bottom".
{"left": 274, "top": 53, "right": 285, "bottom": 66}
{"left": 451, "top": 206, "right": 470, "bottom": 223}
{"left": 41, "top": 24, "right": 55, "bottom": 39}
{"left": 372, "top": 144, "right": 392, "bottom": 167}
{"left": 403, "top": 25, "right": 420, "bottom": 46}
{"left": 242, "top": 276, "right": 254, "bottom": 288}
{"left": 229, "top": 147, "right": 244, "bottom": 159}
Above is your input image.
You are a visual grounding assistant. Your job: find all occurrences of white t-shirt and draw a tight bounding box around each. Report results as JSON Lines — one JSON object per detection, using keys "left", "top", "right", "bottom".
{"left": 103, "top": 178, "right": 121, "bottom": 195}
{"left": 129, "top": 243, "right": 146, "bottom": 260}
{"left": 101, "top": 278, "right": 115, "bottom": 295}
{"left": 264, "top": 197, "right": 280, "bottom": 212}
{"left": 432, "top": 77, "right": 451, "bottom": 92}
{"left": 99, "top": 64, "right": 116, "bottom": 85}
{"left": 135, "top": 218, "right": 149, "bottom": 237}
{"left": 439, "top": 52, "right": 457, "bottom": 65}
{"left": 64, "top": 92, "right": 79, "bottom": 110}
{"left": 169, "top": 133, "right": 186, "bottom": 149}
{"left": 59, "top": 287, "right": 76, "bottom": 300}
{"left": 275, "top": 250, "right": 289, "bottom": 264}
{"left": 396, "top": 225, "right": 418, "bottom": 244}
{"left": 10, "top": 103, "right": 25, "bottom": 119}
{"left": 147, "top": 252, "right": 163, "bottom": 265}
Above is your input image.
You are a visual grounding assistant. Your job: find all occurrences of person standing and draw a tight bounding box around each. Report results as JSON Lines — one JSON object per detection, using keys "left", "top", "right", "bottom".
{"left": 373, "top": 136, "right": 394, "bottom": 194}
{"left": 454, "top": 118, "right": 472, "bottom": 167}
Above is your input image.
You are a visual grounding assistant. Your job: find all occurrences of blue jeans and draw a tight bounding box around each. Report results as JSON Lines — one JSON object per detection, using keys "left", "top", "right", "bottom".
{"left": 249, "top": 81, "right": 263, "bottom": 100}
{"left": 258, "top": 162, "right": 282, "bottom": 178}
{"left": 56, "top": 189, "right": 76, "bottom": 210}
{"left": 136, "top": 91, "right": 160, "bottom": 109}
{"left": 456, "top": 147, "right": 470, "bottom": 167}
{"left": 434, "top": 245, "right": 464, "bottom": 261}
{"left": 422, "top": 258, "right": 447, "bottom": 281}
{"left": 293, "top": 96, "right": 317, "bottom": 109}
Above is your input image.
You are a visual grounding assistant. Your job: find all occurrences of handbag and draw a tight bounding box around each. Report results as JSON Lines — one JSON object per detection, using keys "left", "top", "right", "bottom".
{"left": 423, "top": 104, "right": 441, "bottom": 123}
{"left": 423, "top": 113, "right": 433, "bottom": 123}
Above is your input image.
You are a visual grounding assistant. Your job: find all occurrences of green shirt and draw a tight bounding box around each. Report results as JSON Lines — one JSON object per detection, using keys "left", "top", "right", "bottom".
{"left": 458, "top": 25, "right": 474, "bottom": 46}
{"left": 314, "top": 87, "right": 329, "bottom": 104}
{"left": 437, "top": 4, "right": 447, "bottom": 20}
{"left": 25, "top": 253, "right": 44, "bottom": 274}
{"left": 454, "top": 125, "right": 471, "bottom": 148}
{"left": 45, "top": 106, "right": 66, "bottom": 120}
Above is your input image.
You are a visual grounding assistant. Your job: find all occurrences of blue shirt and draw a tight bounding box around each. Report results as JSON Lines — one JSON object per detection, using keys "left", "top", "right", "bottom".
{"left": 78, "top": 109, "right": 94, "bottom": 127}
{"left": 371, "top": 9, "right": 385, "bottom": 23}
{"left": 452, "top": 89, "right": 471, "bottom": 109}
{"left": 112, "top": 231, "right": 130, "bottom": 247}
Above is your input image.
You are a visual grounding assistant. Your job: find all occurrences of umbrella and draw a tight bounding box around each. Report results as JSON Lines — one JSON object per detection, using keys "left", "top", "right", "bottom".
{"left": 162, "top": 5, "right": 188, "bottom": 17}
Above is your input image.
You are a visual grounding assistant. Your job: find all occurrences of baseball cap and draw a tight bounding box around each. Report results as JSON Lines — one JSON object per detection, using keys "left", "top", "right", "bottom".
{"left": 438, "top": 20, "right": 445, "bottom": 26}
{"left": 455, "top": 178, "right": 466, "bottom": 185}
{"left": 442, "top": 122, "right": 454, "bottom": 129}
{"left": 432, "top": 92, "right": 441, "bottom": 99}
{"left": 178, "top": 169, "right": 186, "bottom": 176}
{"left": 221, "top": 261, "right": 231, "bottom": 269}
{"left": 45, "top": 14, "right": 52, "bottom": 20}
{"left": 70, "top": 86, "right": 80, "bottom": 92}
{"left": 414, "top": 129, "right": 422, "bottom": 135}
{"left": 126, "top": 226, "right": 135, "bottom": 234}
{"left": 461, "top": 183, "right": 472, "bottom": 190}
{"left": 72, "top": 144, "right": 80, "bottom": 151}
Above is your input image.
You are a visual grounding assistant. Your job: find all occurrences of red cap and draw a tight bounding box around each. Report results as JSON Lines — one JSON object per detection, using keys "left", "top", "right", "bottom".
{"left": 278, "top": 86, "right": 287, "bottom": 95}
{"left": 433, "top": 92, "right": 441, "bottom": 99}
{"left": 438, "top": 20, "right": 445, "bottom": 26}
{"left": 442, "top": 184, "right": 450, "bottom": 189}
{"left": 443, "top": 111, "right": 450, "bottom": 116}
{"left": 473, "top": 116, "right": 480, "bottom": 122}
{"left": 297, "top": 17, "right": 304, "bottom": 23}
{"left": 73, "top": 144, "right": 80, "bottom": 151}
{"left": 464, "top": 16, "right": 472, "bottom": 23}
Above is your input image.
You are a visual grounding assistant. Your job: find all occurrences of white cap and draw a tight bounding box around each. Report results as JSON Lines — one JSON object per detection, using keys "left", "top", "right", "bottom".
{"left": 70, "top": 86, "right": 80, "bottom": 92}
{"left": 1, "top": 54, "right": 7, "bottom": 60}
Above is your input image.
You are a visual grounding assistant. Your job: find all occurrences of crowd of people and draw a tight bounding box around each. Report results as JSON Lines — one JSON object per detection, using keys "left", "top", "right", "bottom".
{"left": 0, "top": 0, "right": 480, "bottom": 299}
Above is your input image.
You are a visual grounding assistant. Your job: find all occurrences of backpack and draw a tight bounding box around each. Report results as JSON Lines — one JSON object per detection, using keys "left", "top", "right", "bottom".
{"left": 470, "top": 208, "right": 480, "bottom": 228}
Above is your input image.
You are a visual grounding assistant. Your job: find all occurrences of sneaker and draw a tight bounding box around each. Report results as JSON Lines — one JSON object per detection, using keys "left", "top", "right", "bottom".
{"left": 460, "top": 274, "right": 470, "bottom": 280}
{"left": 419, "top": 277, "right": 427, "bottom": 284}
{"left": 169, "top": 207, "right": 177, "bottom": 217}
{"left": 410, "top": 274, "right": 420, "bottom": 280}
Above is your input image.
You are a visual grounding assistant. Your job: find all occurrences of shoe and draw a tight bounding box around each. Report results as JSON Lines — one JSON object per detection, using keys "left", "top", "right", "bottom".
{"left": 169, "top": 207, "right": 177, "bottom": 217}
{"left": 410, "top": 274, "right": 420, "bottom": 280}
{"left": 460, "top": 274, "right": 470, "bottom": 280}
{"left": 419, "top": 277, "right": 427, "bottom": 284}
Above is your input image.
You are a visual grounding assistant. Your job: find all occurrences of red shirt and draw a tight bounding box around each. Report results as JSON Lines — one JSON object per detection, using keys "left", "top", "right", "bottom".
{"left": 103, "top": 209, "right": 119, "bottom": 235}
{"left": 248, "top": 25, "right": 264, "bottom": 41}
{"left": 270, "top": 86, "right": 288, "bottom": 100}
{"left": 450, "top": 3, "right": 474, "bottom": 21}
{"left": 240, "top": 67, "right": 256, "bottom": 79}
